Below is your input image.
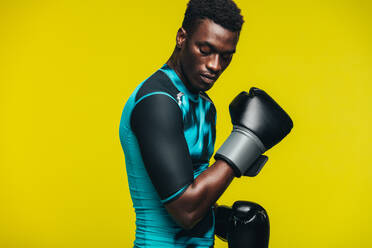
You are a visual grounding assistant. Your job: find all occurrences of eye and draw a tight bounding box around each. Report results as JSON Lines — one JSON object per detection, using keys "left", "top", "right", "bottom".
{"left": 199, "top": 46, "right": 211, "bottom": 55}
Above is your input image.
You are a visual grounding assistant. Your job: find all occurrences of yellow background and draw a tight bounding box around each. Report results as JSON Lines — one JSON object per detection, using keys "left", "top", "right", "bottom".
{"left": 1, "top": 0, "right": 371, "bottom": 247}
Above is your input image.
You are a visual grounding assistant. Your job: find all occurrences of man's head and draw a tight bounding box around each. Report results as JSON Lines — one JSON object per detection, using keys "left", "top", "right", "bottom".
{"left": 182, "top": 0, "right": 244, "bottom": 36}
{"left": 170, "top": 0, "right": 244, "bottom": 93}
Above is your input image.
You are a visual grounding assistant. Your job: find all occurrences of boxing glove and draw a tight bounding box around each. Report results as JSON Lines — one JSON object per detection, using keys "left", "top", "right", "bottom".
{"left": 228, "top": 201, "right": 270, "bottom": 248}
{"left": 214, "top": 201, "right": 270, "bottom": 248}
{"left": 214, "top": 87, "right": 293, "bottom": 177}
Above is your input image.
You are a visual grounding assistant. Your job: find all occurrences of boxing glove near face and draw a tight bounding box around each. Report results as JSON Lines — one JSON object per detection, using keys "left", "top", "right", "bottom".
{"left": 214, "top": 87, "right": 293, "bottom": 177}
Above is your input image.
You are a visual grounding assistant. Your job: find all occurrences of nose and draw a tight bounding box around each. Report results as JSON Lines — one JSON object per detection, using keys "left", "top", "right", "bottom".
{"left": 206, "top": 54, "right": 222, "bottom": 74}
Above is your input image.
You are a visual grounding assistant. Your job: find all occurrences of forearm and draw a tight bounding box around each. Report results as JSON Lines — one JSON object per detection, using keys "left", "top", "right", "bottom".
{"left": 165, "top": 159, "right": 235, "bottom": 229}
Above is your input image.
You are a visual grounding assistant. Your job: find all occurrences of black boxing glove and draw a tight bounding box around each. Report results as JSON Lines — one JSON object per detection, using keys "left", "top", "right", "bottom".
{"left": 214, "top": 87, "right": 293, "bottom": 177}
{"left": 214, "top": 201, "right": 270, "bottom": 248}
{"left": 228, "top": 201, "right": 270, "bottom": 248}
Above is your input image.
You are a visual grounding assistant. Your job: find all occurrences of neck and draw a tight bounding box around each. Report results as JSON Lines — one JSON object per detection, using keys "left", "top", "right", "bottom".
{"left": 166, "top": 48, "right": 199, "bottom": 94}
{"left": 166, "top": 48, "right": 179, "bottom": 73}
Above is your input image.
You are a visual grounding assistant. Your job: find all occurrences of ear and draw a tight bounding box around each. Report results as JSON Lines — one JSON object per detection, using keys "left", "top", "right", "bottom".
{"left": 176, "top": 27, "right": 187, "bottom": 49}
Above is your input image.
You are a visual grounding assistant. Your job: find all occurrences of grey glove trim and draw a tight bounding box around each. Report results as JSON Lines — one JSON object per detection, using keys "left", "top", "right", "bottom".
{"left": 214, "top": 126, "right": 266, "bottom": 177}
{"left": 233, "top": 126, "right": 266, "bottom": 153}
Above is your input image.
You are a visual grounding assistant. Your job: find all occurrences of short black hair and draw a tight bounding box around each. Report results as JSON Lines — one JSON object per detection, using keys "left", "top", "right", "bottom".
{"left": 182, "top": 0, "right": 244, "bottom": 34}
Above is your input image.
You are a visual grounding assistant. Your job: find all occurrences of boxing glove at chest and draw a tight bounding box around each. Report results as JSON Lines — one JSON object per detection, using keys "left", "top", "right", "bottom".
{"left": 215, "top": 87, "right": 293, "bottom": 177}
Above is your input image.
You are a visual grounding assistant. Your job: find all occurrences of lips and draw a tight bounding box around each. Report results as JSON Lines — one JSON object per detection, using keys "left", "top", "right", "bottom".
{"left": 200, "top": 74, "right": 217, "bottom": 84}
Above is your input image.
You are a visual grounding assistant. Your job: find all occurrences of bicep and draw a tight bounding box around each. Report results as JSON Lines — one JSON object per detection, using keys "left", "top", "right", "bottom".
{"left": 131, "top": 94, "right": 194, "bottom": 203}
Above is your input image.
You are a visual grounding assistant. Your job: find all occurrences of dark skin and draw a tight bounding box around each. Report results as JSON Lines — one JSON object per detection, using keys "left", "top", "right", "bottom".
{"left": 167, "top": 18, "right": 239, "bottom": 93}
{"left": 164, "top": 18, "right": 240, "bottom": 230}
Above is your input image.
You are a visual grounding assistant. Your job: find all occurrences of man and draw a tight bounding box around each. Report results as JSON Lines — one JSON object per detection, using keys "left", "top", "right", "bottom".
{"left": 119, "top": 0, "right": 293, "bottom": 247}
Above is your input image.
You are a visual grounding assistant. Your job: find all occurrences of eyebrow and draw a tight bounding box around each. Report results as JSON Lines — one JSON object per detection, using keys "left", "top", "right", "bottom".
{"left": 197, "top": 41, "right": 236, "bottom": 54}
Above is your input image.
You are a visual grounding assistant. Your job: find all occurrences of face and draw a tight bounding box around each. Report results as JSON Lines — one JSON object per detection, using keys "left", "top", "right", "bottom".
{"left": 176, "top": 18, "right": 240, "bottom": 93}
